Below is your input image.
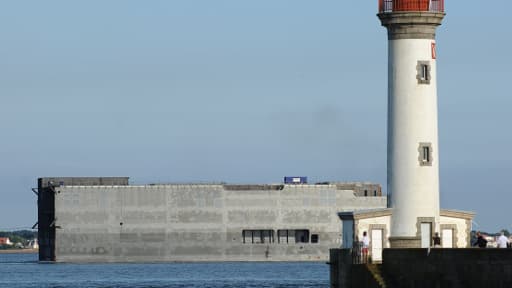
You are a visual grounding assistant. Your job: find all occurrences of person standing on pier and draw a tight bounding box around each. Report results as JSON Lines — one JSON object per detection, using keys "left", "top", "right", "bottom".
{"left": 433, "top": 232, "right": 441, "bottom": 248}
{"left": 362, "top": 231, "right": 370, "bottom": 262}
{"left": 496, "top": 231, "right": 509, "bottom": 248}
{"left": 473, "top": 231, "right": 488, "bottom": 248}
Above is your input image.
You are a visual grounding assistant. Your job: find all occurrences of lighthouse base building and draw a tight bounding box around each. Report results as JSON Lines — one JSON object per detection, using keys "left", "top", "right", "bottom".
{"left": 338, "top": 208, "right": 474, "bottom": 262}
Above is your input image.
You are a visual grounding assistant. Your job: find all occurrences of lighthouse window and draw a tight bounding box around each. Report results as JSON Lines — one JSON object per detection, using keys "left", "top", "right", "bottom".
{"left": 417, "top": 61, "right": 431, "bottom": 84}
{"left": 423, "top": 147, "right": 430, "bottom": 162}
{"left": 421, "top": 65, "right": 428, "bottom": 80}
{"left": 418, "top": 143, "right": 433, "bottom": 166}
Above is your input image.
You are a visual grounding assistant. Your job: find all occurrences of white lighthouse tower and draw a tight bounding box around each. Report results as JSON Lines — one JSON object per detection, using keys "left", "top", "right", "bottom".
{"left": 378, "top": 0, "right": 445, "bottom": 248}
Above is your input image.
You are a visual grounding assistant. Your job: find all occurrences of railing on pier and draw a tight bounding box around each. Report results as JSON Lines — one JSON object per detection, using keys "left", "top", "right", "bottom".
{"left": 352, "top": 241, "right": 370, "bottom": 264}
{"left": 379, "top": 0, "right": 444, "bottom": 13}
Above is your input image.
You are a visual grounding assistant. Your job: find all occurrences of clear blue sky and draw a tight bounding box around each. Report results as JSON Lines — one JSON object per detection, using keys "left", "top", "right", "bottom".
{"left": 1, "top": 1, "right": 511, "bottom": 232}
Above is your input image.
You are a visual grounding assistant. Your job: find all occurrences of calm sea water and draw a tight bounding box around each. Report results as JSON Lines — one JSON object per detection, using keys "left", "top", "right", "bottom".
{"left": 0, "top": 253, "right": 329, "bottom": 288}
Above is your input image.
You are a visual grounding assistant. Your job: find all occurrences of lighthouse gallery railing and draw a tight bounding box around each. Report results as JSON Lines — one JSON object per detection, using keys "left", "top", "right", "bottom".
{"left": 379, "top": 0, "right": 444, "bottom": 13}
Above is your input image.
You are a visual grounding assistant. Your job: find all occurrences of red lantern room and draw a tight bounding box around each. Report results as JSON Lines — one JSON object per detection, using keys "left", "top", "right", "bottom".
{"left": 379, "top": 0, "right": 444, "bottom": 13}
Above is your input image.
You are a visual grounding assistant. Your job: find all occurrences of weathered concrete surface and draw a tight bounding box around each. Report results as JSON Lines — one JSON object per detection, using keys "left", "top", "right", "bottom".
{"left": 330, "top": 248, "right": 512, "bottom": 288}
{"left": 51, "top": 183, "right": 386, "bottom": 262}
{"left": 329, "top": 249, "right": 382, "bottom": 288}
{"left": 383, "top": 249, "right": 512, "bottom": 288}
{"left": 38, "top": 177, "right": 129, "bottom": 261}
{"left": 329, "top": 249, "right": 353, "bottom": 288}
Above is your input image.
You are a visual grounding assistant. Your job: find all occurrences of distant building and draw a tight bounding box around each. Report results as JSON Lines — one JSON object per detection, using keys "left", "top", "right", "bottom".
{"left": 0, "top": 237, "right": 13, "bottom": 246}
{"left": 37, "top": 177, "right": 386, "bottom": 262}
{"left": 28, "top": 239, "right": 39, "bottom": 249}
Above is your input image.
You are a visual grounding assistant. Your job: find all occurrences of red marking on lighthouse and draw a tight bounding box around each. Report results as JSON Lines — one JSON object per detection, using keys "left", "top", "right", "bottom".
{"left": 431, "top": 42, "right": 437, "bottom": 59}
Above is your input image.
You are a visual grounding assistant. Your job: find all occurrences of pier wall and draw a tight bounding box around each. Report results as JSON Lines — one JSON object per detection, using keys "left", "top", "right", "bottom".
{"left": 330, "top": 248, "right": 512, "bottom": 288}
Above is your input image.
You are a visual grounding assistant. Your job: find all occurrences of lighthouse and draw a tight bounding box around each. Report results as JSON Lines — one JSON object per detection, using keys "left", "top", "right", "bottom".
{"left": 378, "top": 0, "right": 445, "bottom": 248}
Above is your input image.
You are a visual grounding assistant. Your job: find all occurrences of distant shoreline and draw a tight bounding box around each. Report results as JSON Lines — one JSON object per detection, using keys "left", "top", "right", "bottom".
{"left": 0, "top": 249, "right": 38, "bottom": 254}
